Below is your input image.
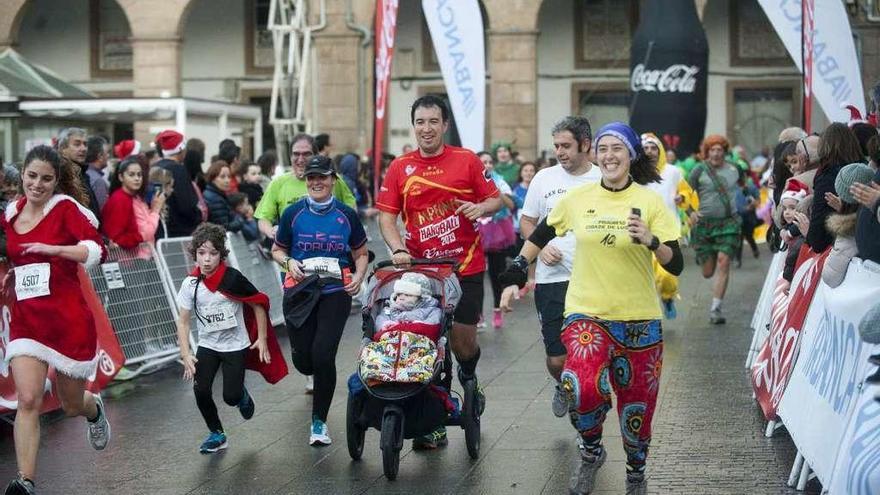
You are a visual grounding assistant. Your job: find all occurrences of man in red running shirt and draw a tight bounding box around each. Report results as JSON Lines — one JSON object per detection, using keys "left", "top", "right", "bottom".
{"left": 377, "top": 95, "right": 501, "bottom": 449}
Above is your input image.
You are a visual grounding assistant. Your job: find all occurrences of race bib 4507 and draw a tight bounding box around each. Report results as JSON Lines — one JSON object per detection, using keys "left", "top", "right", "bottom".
{"left": 14, "top": 263, "right": 51, "bottom": 301}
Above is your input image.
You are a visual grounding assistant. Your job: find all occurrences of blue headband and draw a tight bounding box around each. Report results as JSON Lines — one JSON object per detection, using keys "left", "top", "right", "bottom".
{"left": 594, "top": 122, "right": 641, "bottom": 160}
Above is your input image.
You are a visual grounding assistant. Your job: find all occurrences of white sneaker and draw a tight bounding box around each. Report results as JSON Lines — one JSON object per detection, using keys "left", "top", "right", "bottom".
{"left": 87, "top": 393, "right": 111, "bottom": 450}
{"left": 305, "top": 375, "right": 314, "bottom": 394}
{"left": 309, "top": 419, "right": 332, "bottom": 446}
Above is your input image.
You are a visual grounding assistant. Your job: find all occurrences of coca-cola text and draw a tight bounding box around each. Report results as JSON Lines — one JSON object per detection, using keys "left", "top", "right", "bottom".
{"left": 631, "top": 64, "right": 699, "bottom": 93}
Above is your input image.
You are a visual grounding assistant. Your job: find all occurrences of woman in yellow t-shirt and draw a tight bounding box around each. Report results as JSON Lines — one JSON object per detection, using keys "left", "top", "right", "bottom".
{"left": 499, "top": 122, "right": 683, "bottom": 495}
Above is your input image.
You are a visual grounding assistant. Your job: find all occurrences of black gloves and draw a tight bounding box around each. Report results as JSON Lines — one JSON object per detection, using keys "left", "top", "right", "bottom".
{"left": 499, "top": 255, "right": 529, "bottom": 289}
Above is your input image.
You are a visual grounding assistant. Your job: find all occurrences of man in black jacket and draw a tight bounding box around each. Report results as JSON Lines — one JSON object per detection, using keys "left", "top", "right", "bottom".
{"left": 156, "top": 130, "right": 202, "bottom": 237}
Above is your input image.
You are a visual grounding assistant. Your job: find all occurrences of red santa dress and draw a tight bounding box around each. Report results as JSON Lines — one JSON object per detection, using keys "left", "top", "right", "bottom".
{"left": 2, "top": 195, "right": 107, "bottom": 379}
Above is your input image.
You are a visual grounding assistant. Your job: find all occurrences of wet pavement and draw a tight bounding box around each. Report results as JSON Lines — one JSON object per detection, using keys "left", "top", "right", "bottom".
{"left": 0, "top": 245, "right": 821, "bottom": 494}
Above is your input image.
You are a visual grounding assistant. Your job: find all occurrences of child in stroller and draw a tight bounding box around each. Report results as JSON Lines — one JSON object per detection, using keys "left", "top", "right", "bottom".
{"left": 346, "top": 260, "right": 482, "bottom": 480}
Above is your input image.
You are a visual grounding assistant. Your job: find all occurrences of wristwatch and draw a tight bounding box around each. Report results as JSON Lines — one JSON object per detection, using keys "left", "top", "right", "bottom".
{"left": 393, "top": 249, "right": 409, "bottom": 255}
{"left": 647, "top": 236, "right": 661, "bottom": 251}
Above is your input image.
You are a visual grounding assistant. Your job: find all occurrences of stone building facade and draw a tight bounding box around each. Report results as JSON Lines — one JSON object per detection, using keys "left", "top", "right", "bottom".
{"left": 1, "top": 0, "right": 878, "bottom": 160}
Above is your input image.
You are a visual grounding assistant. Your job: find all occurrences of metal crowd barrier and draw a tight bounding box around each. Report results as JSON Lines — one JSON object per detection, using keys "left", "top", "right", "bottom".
{"left": 224, "top": 232, "right": 285, "bottom": 327}
{"left": 88, "top": 243, "right": 182, "bottom": 377}
{"left": 156, "top": 234, "right": 285, "bottom": 329}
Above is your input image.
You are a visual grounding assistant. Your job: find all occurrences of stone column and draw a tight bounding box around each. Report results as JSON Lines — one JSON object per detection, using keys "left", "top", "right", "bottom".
{"left": 310, "top": 0, "right": 372, "bottom": 154}
{"left": 488, "top": 29, "right": 538, "bottom": 159}
{"left": 117, "top": 0, "right": 192, "bottom": 144}
{"left": 130, "top": 37, "right": 182, "bottom": 97}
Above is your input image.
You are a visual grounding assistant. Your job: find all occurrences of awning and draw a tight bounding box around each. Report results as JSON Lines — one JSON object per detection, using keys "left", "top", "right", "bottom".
{"left": 0, "top": 49, "right": 94, "bottom": 99}
{"left": 19, "top": 97, "right": 264, "bottom": 155}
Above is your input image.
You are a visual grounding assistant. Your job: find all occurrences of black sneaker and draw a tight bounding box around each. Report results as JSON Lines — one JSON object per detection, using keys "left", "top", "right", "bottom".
{"left": 238, "top": 388, "right": 255, "bottom": 420}
{"left": 5, "top": 475, "right": 35, "bottom": 495}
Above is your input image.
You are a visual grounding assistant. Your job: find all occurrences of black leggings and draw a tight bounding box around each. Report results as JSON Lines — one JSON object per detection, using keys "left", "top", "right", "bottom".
{"left": 193, "top": 346, "right": 248, "bottom": 433}
{"left": 485, "top": 250, "right": 510, "bottom": 309}
{"left": 289, "top": 290, "right": 352, "bottom": 422}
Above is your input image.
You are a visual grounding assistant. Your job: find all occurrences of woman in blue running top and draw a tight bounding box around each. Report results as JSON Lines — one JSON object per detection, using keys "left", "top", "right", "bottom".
{"left": 271, "top": 155, "right": 369, "bottom": 446}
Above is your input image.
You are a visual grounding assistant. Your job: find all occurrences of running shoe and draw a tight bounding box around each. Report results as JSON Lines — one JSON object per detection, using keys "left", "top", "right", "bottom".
{"left": 87, "top": 394, "right": 111, "bottom": 451}
{"left": 4, "top": 475, "right": 35, "bottom": 495}
{"left": 492, "top": 309, "right": 504, "bottom": 329}
{"left": 662, "top": 299, "right": 677, "bottom": 320}
{"left": 305, "top": 375, "right": 314, "bottom": 395}
{"left": 709, "top": 308, "right": 726, "bottom": 325}
{"left": 569, "top": 447, "right": 606, "bottom": 495}
{"left": 238, "top": 388, "right": 255, "bottom": 420}
{"left": 199, "top": 431, "right": 228, "bottom": 454}
{"left": 551, "top": 384, "right": 570, "bottom": 418}
{"left": 309, "top": 419, "right": 332, "bottom": 446}
{"left": 412, "top": 426, "right": 448, "bottom": 450}
{"left": 476, "top": 316, "right": 487, "bottom": 329}
{"left": 625, "top": 473, "right": 648, "bottom": 495}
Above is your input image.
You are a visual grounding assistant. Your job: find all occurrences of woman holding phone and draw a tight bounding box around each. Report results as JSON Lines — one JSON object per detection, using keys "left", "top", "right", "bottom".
{"left": 102, "top": 157, "right": 166, "bottom": 250}
{"left": 499, "top": 122, "right": 682, "bottom": 495}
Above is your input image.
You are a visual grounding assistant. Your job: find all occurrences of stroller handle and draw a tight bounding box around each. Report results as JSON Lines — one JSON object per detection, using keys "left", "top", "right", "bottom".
{"left": 374, "top": 258, "right": 459, "bottom": 270}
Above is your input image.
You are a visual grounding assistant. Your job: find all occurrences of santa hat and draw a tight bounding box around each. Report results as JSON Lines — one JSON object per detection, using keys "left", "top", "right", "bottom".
{"left": 155, "top": 130, "right": 185, "bottom": 157}
{"left": 113, "top": 139, "right": 141, "bottom": 160}
{"left": 842, "top": 103, "right": 868, "bottom": 127}
{"left": 780, "top": 179, "right": 809, "bottom": 203}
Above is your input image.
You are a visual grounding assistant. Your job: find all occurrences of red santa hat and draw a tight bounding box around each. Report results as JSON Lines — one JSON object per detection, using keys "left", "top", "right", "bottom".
{"left": 842, "top": 103, "right": 868, "bottom": 127}
{"left": 155, "top": 130, "right": 185, "bottom": 157}
{"left": 780, "top": 179, "right": 810, "bottom": 204}
{"left": 113, "top": 139, "right": 141, "bottom": 160}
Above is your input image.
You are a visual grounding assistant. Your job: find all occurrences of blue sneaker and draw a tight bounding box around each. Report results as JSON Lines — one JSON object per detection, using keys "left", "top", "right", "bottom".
{"left": 199, "top": 431, "right": 228, "bottom": 454}
{"left": 238, "top": 388, "right": 255, "bottom": 420}
{"left": 662, "top": 299, "right": 677, "bottom": 320}
{"left": 309, "top": 419, "right": 331, "bottom": 446}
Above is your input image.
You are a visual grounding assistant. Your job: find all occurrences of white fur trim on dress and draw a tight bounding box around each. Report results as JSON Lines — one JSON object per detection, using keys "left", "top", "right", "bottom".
{"left": 5, "top": 338, "right": 98, "bottom": 380}
{"left": 4, "top": 194, "right": 100, "bottom": 229}
{"left": 78, "top": 240, "right": 102, "bottom": 268}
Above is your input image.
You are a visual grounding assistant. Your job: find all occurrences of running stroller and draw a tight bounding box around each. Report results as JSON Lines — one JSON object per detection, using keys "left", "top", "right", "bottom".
{"left": 346, "top": 259, "right": 482, "bottom": 480}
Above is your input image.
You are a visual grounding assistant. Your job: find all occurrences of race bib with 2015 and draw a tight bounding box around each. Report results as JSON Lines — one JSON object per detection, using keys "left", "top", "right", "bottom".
{"left": 15, "top": 263, "right": 51, "bottom": 301}
{"left": 199, "top": 302, "right": 239, "bottom": 333}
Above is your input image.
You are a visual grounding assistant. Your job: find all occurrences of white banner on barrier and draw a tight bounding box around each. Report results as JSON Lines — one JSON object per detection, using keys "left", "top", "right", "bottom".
{"left": 777, "top": 259, "right": 880, "bottom": 486}
{"left": 747, "top": 252, "right": 786, "bottom": 368}
{"left": 828, "top": 380, "right": 880, "bottom": 494}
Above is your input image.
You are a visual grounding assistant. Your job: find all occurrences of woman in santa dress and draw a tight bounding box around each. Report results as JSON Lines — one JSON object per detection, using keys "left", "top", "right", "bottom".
{"left": 2, "top": 145, "right": 112, "bottom": 495}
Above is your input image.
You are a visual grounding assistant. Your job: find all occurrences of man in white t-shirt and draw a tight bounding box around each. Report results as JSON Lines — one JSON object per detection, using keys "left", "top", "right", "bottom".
{"left": 504, "top": 115, "right": 601, "bottom": 417}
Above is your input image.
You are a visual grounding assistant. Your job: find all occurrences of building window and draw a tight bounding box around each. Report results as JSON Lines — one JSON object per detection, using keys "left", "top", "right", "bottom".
{"left": 730, "top": 0, "right": 790, "bottom": 67}
{"left": 90, "top": 0, "right": 132, "bottom": 77}
{"left": 572, "top": 83, "right": 631, "bottom": 126}
{"left": 245, "top": 0, "right": 274, "bottom": 74}
{"left": 727, "top": 81, "right": 800, "bottom": 155}
{"left": 574, "top": 0, "right": 638, "bottom": 70}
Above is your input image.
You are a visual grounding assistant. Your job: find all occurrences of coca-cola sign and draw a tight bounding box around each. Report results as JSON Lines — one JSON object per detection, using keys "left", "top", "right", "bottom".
{"left": 631, "top": 64, "right": 700, "bottom": 93}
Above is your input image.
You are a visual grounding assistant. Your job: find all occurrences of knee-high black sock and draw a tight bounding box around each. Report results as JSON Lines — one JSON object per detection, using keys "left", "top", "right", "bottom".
{"left": 458, "top": 347, "right": 481, "bottom": 379}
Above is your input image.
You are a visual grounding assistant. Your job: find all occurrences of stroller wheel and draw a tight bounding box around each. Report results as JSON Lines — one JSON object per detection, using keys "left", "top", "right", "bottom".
{"left": 380, "top": 406, "right": 404, "bottom": 480}
{"left": 462, "top": 378, "right": 481, "bottom": 459}
{"left": 346, "top": 394, "right": 365, "bottom": 460}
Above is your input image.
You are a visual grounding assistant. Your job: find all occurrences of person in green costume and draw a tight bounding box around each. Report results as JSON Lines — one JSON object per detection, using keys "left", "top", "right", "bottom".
{"left": 491, "top": 141, "right": 520, "bottom": 187}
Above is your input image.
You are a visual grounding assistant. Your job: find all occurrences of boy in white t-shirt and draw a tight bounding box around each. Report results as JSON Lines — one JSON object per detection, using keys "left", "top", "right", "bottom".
{"left": 505, "top": 116, "right": 600, "bottom": 418}
{"left": 176, "top": 223, "right": 287, "bottom": 454}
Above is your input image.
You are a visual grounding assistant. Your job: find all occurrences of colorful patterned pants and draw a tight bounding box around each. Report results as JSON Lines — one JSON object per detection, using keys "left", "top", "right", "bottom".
{"left": 560, "top": 314, "right": 663, "bottom": 472}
